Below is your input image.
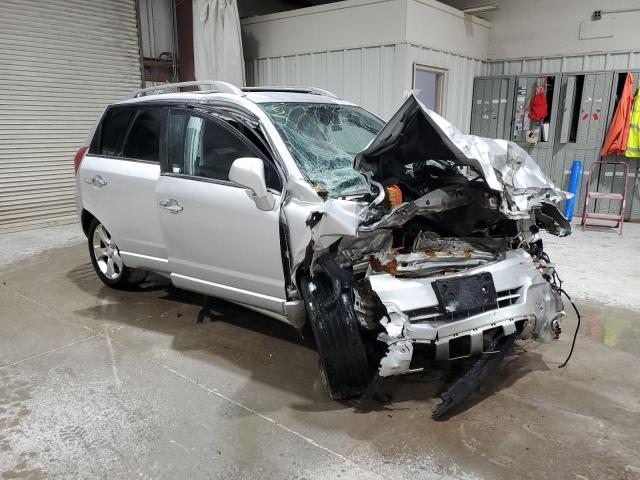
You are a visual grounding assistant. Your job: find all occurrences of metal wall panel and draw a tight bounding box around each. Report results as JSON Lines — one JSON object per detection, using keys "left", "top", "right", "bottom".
{"left": 246, "top": 44, "right": 488, "bottom": 131}
{"left": 630, "top": 159, "right": 640, "bottom": 220}
{"left": 0, "top": 0, "right": 142, "bottom": 233}
{"left": 488, "top": 51, "right": 640, "bottom": 76}
{"left": 246, "top": 45, "right": 405, "bottom": 121}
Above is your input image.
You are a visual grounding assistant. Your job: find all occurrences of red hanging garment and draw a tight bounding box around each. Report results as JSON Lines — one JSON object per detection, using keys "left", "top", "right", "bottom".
{"left": 528, "top": 80, "right": 548, "bottom": 122}
{"left": 602, "top": 73, "right": 634, "bottom": 156}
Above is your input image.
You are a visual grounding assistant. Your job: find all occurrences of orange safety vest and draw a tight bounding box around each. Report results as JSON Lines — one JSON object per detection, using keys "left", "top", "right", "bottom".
{"left": 601, "top": 73, "right": 634, "bottom": 156}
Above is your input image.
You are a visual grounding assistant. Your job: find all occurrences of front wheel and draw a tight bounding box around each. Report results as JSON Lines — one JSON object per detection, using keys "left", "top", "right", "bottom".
{"left": 88, "top": 219, "right": 145, "bottom": 290}
{"left": 301, "top": 275, "right": 371, "bottom": 400}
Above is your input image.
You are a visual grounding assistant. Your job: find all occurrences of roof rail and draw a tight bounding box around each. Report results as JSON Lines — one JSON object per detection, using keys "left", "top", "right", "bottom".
{"left": 241, "top": 86, "right": 339, "bottom": 99}
{"left": 125, "top": 81, "right": 244, "bottom": 99}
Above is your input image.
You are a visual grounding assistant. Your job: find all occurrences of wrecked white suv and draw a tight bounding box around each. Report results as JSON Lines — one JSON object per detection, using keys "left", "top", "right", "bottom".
{"left": 76, "top": 82, "right": 571, "bottom": 416}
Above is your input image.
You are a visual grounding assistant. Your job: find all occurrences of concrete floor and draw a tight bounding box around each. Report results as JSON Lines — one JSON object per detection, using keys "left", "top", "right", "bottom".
{"left": 1, "top": 224, "right": 639, "bottom": 479}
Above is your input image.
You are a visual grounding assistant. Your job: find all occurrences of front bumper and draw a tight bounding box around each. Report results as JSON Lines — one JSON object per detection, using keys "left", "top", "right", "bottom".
{"left": 365, "top": 250, "right": 564, "bottom": 375}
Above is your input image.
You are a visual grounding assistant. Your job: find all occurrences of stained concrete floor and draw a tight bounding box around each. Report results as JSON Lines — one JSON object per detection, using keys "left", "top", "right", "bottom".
{"left": 1, "top": 227, "right": 639, "bottom": 479}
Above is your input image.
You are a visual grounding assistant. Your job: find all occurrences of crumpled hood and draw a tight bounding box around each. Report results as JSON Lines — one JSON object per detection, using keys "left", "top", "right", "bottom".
{"left": 354, "top": 95, "right": 571, "bottom": 219}
{"left": 303, "top": 95, "right": 572, "bottom": 269}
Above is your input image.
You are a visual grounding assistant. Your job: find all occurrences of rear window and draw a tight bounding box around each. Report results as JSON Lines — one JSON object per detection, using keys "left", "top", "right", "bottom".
{"left": 96, "top": 108, "right": 135, "bottom": 156}
{"left": 122, "top": 108, "right": 163, "bottom": 162}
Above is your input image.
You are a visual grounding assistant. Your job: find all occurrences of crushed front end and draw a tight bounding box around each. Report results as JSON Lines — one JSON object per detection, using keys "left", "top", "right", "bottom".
{"left": 360, "top": 248, "right": 563, "bottom": 372}
{"left": 299, "top": 95, "right": 572, "bottom": 412}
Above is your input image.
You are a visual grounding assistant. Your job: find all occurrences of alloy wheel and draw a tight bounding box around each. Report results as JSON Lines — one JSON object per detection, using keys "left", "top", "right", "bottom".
{"left": 92, "top": 224, "right": 123, "bottom": 280}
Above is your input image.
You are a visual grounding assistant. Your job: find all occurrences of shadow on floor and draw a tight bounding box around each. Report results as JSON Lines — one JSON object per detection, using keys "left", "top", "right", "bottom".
{"left": 66, "top": 261, "right": 548, "bottom": 419}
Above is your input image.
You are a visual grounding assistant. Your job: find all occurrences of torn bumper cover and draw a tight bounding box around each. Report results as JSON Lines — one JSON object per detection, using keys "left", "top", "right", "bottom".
{"left": 365, "top": 249, "right": 564, "bottom": 377}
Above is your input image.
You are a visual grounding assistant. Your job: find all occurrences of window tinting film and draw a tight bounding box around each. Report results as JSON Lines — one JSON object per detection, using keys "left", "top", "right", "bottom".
{"left": 122, "top": 108, "right": 164, "bottom": 162}
{"left": 97, "top": 108, "right": 135, "bottom": 156}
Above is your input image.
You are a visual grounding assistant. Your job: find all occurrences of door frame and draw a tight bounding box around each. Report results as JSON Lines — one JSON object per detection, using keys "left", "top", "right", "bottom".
{"left": 552, "top": 70, "right": 615, "bottom": 216}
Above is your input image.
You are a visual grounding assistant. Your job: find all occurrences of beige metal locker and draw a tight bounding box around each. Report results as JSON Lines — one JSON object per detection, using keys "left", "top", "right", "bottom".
{"left": 553, "top": 72, "right": 614, "bottom": 217}
{"left": 469, "top": 76, "right": 514, "bottom": 140}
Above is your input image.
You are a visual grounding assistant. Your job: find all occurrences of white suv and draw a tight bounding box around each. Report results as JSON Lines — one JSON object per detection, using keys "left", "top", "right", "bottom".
{"left": 75, "top": 81, "right": 571, "bottom": 415}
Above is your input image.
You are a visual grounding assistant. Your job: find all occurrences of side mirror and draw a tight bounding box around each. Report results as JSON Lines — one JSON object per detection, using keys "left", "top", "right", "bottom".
{"left": 229, "top": 157, "right": 275, "bottom": 211}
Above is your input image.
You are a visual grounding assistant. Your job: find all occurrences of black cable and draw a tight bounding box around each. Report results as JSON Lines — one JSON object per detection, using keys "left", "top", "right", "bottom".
{"left": 557, "top": 288, "right": 581, "bottom": 369}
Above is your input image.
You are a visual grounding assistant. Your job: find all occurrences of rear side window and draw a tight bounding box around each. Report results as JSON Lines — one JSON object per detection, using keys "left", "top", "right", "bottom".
{"left": 122, "top": 108, "right": 164, "bottom": 162}
{"left": 97, "top": 108, "right": 135, "bottom": 156}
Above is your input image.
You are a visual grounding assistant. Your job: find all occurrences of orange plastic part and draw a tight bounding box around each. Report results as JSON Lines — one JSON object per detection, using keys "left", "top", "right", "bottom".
{"left": 385, "top": 184, "right": 403, "bottom": 207}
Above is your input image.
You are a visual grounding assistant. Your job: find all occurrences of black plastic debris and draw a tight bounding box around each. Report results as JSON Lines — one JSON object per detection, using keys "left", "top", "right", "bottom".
{"left": 432, "top": 332, "right": 519, "bottom": 419}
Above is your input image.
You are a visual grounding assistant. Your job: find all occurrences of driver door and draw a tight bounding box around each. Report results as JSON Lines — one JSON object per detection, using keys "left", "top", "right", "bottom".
{"left": 156, "top": 107, "right": 287, "bottom": 313}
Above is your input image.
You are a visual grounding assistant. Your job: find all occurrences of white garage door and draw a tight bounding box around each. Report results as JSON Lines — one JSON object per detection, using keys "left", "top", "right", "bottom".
{"left": 0, "top": 0, "right": 142, "bottom": 233}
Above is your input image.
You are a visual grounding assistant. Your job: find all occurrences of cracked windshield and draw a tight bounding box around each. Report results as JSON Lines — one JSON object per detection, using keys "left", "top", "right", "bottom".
{"left": 260, "top": 102, "right": 385, "bottom": 197}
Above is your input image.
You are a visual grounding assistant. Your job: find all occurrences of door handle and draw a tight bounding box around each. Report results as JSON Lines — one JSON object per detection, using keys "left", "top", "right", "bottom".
{"left": 159, "top": 198, "right": 183, "bottom": 213}
{"left": 85, "top": 175, "right": 108, "bottom": 188}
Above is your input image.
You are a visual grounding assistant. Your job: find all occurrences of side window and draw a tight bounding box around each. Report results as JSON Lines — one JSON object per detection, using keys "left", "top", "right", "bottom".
{"left": 167, "top": 110, "right": 281, "bottom": 190}
{"left": 122, "top": 107, "right": 164, "bottom": 162}
{"left": 96, "top": 108, "right": 135, "bottom": 156}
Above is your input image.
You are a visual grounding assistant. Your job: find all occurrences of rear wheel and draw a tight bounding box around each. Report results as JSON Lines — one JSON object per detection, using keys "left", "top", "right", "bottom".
{"left": 301, "top": 275, "right": 371, "bottom": 399}
{"left": 88, "top": 219, "right": 145, "bottom": 289}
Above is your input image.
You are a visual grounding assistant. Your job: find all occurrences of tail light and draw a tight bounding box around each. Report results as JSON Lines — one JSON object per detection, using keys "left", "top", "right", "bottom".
{"left": 73, "top": 146, "right": 89, "bottom": 174}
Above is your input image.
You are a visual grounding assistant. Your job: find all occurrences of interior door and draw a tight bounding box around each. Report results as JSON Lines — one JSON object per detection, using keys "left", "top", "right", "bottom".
{"left": 157, "top": 108, "right": 286, "bottom": 313}
{"left": 553, "top": 71, "right": 614, "bottom": 216}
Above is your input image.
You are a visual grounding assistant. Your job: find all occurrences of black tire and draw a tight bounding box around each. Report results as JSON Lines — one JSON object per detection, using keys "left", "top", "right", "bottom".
{"left": 88, "top": 218, "right": 146, "bottom": 290}
{"left": 301, "top": 275, "right": 371, "bottom": 399}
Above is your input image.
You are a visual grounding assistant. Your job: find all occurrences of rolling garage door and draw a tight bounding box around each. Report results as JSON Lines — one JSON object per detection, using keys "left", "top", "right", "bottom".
{"left": 0, "top": 0, "right": 142, "bottom": 233}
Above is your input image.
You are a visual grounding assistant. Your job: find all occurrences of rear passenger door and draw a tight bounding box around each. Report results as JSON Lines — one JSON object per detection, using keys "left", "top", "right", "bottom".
{"left": 156, "top": 108, "right": 287, "bottom": 313}
{"left": 80, "top": 105, "right": 168, "bottom": 271}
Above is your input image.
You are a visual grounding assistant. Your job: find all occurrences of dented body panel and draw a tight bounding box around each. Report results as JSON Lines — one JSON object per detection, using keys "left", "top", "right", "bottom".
{"left": 366, "top": 250, "right": 563, "bottom": 367}
{"left": 281, "top": 95, "right": 570, "bottom": 381}
{"left": 82, "top": 88, "right": 573, "bottom": 405}
{"left": 355, "top": 96, "right": 571, "bottom": 221}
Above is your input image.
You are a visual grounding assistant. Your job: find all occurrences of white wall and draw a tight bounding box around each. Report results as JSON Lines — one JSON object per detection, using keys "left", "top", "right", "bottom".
{"left": 405, "top": 0, "right": 489, "bottom": 60}
{"left": 245, "top": 43, "right": 487, "bottom": 129}
{"left": 241, "top": 0, "right": 489, "bottom": 59}
{"left": 445, "top": 0, "right": 640, "bottom": 61}
{"left": 242, "top": 0, "right": 490, "bottom": 129}
{"left": 246, "top": 44, "right": 408, "bottom": 120}
{"left": 488, "top": 51, "right": 640, "bottom": 76}
{"left": 241, "top": 0, "right": 408, "bottom": 59}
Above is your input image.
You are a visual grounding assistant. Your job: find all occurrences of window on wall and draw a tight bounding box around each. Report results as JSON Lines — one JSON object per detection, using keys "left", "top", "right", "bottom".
{"left": 413, "top": 65, "right": 446, "bottom": 114}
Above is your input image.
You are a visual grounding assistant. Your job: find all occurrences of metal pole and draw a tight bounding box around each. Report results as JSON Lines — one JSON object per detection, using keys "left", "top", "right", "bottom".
{"left": 564, "top": 160, "right": 583, "bottom": 219}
